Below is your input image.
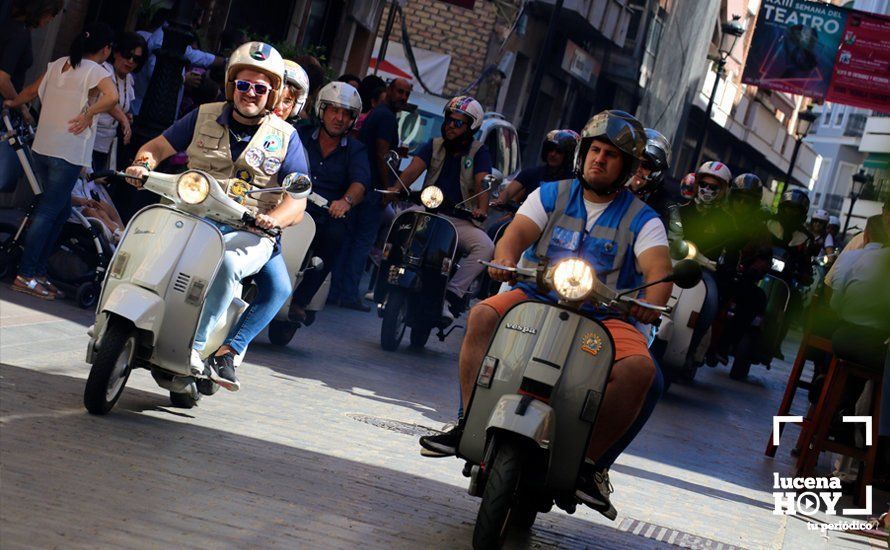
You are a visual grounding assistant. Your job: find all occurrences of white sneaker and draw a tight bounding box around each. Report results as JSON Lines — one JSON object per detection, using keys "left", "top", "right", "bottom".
{"left": 441, "top": 301, "right": 454, "bottom": 321}
{"left": 190, "top": 349, "right": 206, "bottom": 376}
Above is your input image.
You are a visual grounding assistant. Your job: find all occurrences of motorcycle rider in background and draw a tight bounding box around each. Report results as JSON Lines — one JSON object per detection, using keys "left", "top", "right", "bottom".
{"left": 628, "top": 128, "right": 674, "bottom": 227}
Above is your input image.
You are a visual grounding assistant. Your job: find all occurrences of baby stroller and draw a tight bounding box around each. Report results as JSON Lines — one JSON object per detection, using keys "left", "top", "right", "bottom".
{"left": 0, "top": 110, "right": 112, "bottom": 308}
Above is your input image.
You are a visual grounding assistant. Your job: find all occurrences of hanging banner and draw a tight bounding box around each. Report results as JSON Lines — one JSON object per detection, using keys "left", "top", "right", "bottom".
{"left": 369, "top": 38, "right": 451, "bottom": 95}
{"left": 741, "top": 0, "right": 849, "bottom": 101}
{"left": 825, "top": 11, "right": 890, "bottom": 111}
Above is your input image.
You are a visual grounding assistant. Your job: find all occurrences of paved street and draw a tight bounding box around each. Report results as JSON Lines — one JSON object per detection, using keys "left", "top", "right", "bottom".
{"left": 0, "top": 287, "right": 885, "bottom": 549}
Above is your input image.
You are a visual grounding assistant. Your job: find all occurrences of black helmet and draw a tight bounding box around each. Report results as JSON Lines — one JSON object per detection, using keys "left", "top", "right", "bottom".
{"left": 635, "top": 128, "right": 671, "bottom": 198}
{"left": 575, "top": 110, "right": 645, "bottom": 194}
{"left": 731, "top": 173, "right": 763, "bottom": 203}
{"left": 780, "top": 188, "right": 811, "bottom": 211}
{"left": 541, "top": 129, "right": 581, "bottom": 164}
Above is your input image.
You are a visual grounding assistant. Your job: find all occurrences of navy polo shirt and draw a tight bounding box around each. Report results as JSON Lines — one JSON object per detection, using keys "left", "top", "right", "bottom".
{"left": 358, "top": 103, "right": 399, "bottom": 189}
{"left": 297, "top": 125, "right": 371, "bottom": 202}
{"left": 161, "top": 104, "right": 310, "bottom": 181}
{"left": 415, "top": 140, "right": 492, "bottom": 205}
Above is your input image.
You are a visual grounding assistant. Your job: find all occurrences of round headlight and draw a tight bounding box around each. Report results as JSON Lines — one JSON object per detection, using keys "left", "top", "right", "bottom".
{"left": 684, "top": 241, "right": 698, "bottom": 260}
{"left": 551, "top": 258, "right": 596, "bottom": 301}
{"left": 421, "top": 186, "right": 444, "bottom": 209}
{"left": 177, "top": 171, "right": 210, "bottom": 204}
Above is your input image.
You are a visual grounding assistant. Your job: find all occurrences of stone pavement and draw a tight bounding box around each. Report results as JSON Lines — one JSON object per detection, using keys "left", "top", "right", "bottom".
{"left": 0, "top": 287, "right": 886, "bottom": 549}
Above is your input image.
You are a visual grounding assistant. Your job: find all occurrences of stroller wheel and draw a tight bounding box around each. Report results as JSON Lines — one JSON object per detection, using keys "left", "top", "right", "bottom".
{"left": 76, "top": 281, "right": 99, "bottom": 309}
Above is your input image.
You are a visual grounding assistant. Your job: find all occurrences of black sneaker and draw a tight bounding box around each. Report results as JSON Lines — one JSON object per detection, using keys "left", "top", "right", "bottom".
{"left": 419, "top": 423, "right": 463, "bottom": 457}
{"left": 576, "top": 466, "right": 617, "bottom": 520}
{"left": 208, "top": 352, "right": 240, "bottom": 392}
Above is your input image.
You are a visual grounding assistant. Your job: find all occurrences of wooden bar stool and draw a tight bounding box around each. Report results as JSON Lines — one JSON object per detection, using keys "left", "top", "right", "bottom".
{"left": 764, "top": 324, "right": 834, "bottom": 457}
{"left": 795, "top": 357, "right": 883, "bottom": 505}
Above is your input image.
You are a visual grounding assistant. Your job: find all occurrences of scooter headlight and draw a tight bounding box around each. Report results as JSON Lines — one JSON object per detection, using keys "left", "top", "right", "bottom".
{"left": 551, "top": 258, "right": 596, "bottom": 302}
{"left": 177, "top": 171, "right": 210, "bottom": 204}
{"left": 420, "top": 186, "right": 444, "bottom": 209}
{"left": 772, "top": 258, "right": 786, "bottom": 272}
{"left": 684, "top": 241, "right": 698, "bottom": 260}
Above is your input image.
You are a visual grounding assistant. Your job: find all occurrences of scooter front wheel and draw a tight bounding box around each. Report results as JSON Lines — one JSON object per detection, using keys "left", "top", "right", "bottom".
{"left": 83, "top": 317, "right": 135, "bottom": 415}
{"left": 380, "top": 290, "right": 408, "bottom": 351}
{"left": 473, "top": 438, "right": 524, "bottom": 549}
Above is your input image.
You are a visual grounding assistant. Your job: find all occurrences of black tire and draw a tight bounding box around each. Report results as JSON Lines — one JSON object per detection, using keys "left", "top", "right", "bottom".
{"left": 83, "top": 317, "right": 135, "bottom": 415}
{"left": 169, "top": 391, "right": 200, "bottom": 408}
{"left": 0, "top": 222, "right": 21, "bottom": 280}
{"left": 76, "top": 281, "right": 99, "bottom": 309}
{"left": 509, "top": 500, "right": 538, "bottom": 530}
{"left": 380, "top": 290, "right": 408, "bottom": 351}
{"left": 268, "top": 320, "right": 298, "bottom": 346}
{"left": 473, "top": 439, "right": 524, "bottom": 549}
{"left": 409, "top": 322, "right": 432, "bottom": 349}
{"left": 730, "top": 334, "right": 755, "bottom": 380}
{"left": 196, "top": 377, "right": 219, "bottom": 396}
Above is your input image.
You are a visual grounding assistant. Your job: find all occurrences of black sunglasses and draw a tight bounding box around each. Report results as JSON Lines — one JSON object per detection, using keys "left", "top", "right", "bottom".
{"left": 120, "top": 51, "right": 145, "bottom": 64}
{"left": 445, "top": 117, "right": 466, "bottom": 129}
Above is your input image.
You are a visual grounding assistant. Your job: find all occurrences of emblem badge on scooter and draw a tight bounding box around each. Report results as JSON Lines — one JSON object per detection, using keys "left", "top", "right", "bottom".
{"left": 245, "top": 147, "right": 264, "bottom": 168}
{"left": 230, "top": 180, "right": 250, "bottom": 204}
{"left": 580, "top": 332, "right": 603, "bottom": 356}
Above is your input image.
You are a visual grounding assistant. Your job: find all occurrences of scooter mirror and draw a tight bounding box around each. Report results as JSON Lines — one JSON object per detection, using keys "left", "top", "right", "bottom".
{"left": 669, "top": 259, "right": 703, "bottom": 289}
{"left": 281, "top": 172, "right": 313, "bottom": 199}
{"left": 482, "top": 173, "right": 501, "bottom": 191}
{"left": 669, "top": 239, "right": 690, "bottom": 261}
{"left": 384, "top": 150, "right": 400, "bottom": 168}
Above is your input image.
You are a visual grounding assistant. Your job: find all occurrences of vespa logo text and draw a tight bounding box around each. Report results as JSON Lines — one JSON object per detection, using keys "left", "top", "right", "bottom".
{"left": 505, "top": 323, "right": 537, "bottom": 335}
{"left": 133, "top": 228, "right": 154, "bottom": 235}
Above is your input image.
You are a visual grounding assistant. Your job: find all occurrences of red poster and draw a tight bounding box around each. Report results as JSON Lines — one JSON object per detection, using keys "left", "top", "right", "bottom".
{"left": 825, "top": 10, "right": 890, "bottom": 111}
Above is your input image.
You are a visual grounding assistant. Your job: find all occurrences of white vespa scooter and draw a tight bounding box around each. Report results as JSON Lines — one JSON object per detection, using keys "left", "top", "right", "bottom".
{"left": 266, "top": 192, "right": 332, "bottom": 346}
{"left": 83, "top": 169, "right": 312, "bottom": 414}
{"left": 650, "top": 239, "right": 717, "bottom": 386}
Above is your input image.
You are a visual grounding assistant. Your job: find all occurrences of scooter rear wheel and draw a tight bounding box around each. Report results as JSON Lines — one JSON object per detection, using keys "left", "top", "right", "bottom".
{"left": 380, "top": 290, "right": 408, "bottom": 352}
{"left": 83, "top": 317, "right": 135, "bottom": 415}
{"left": 268, "top": 320, "right": 298, "bottom": 346}
{"left": 473, "top": 438, "right": 524, "bottom": 549}
{"left": 169, "top": 391, "right": 200, "bottom": 408}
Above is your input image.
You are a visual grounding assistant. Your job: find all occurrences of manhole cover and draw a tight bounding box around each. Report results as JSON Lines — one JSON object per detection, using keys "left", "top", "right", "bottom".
{"left": 346, "top": 414, "right": 440, "bottom": 437}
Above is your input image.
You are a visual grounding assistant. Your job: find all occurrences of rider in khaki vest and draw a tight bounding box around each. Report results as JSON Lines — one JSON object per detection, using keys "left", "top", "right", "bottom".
{"left": 125, "top": 42, "right": 309, "bottom": 392}
{"left": 394, "top": 95, "right": 495, "bottom": 320}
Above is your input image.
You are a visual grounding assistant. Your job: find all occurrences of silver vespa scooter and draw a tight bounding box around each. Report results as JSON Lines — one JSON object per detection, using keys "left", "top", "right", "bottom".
{"left": 83, "top": 169, "right": 311, "bottom": 414}
{"left": 458, "top": 257, "right": 701, "bottom": 548}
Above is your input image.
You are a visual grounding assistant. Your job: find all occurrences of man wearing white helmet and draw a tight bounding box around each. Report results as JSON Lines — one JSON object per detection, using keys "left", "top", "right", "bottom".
{"left": 808, "top": 208, "right": 830, "bottom": 257}
{"left": 125, "top": 42, "right": 310, "bottom": 392}
{"left": 289, "top": 81, "right": 371, "bottom": 322}
{"left": 394, "top": 95, "right": 495, "bottom": 319}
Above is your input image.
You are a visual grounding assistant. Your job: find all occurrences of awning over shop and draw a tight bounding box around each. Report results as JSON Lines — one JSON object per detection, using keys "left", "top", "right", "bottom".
{"left": 863, "top": 153, "right": 890, "bottom": 169}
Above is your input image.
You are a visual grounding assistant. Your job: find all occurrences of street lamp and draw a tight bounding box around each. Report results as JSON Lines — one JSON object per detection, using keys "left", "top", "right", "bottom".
{"left": 842, "top": 169, "right": 871, "bottom": 239}
{"left": 689, "top": 15, "right": 746, "bottom": 172}
{"left": 783, "top": 104, "right": 818, "bottom": 187}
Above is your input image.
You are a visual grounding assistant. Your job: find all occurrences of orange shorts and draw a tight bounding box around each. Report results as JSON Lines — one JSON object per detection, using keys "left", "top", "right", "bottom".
{"left": 478, "top": 289, "right": 651, "bottom": 361}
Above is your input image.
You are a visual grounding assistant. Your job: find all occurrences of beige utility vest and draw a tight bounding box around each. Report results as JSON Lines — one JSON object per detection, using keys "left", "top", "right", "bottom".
{"left": 185, "top": 102, "right": 295, "bottom": 214}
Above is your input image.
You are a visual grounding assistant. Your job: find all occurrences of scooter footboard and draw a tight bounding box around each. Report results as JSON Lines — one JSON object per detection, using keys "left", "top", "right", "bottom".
{"left": 459, "top": 301, "right": 615, "bottom": 492}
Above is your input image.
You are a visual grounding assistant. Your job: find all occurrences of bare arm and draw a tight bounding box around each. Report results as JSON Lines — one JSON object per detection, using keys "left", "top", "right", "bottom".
{"left": 488, "top": 214, "right": 543, "bottom": 282}
{"left": 374, "top": 138, "right": 394, "bottom": 189}
{"left": 473, "top": 171, "right": 491, "bottom": 215}
{"left": 3, "top": 72, "right": 43, "bottom": 108}
{"left": 633, "top": 245, "right": 672, "bottom": 323}
{"left": 0, "top": 70, "right": 17, "bottom": 100}
{"left": 110, "top": 104, "right": 128, "bottom": 126}
{"left": 495, "top": 180, "right": 524, "bottom": 205}
{"left": 123, "top": 135, "right": 177, "bottom": 186}
{"left": 69, "top": 77, "right": 119, "bottom": 135}
{"left": 329, "top": 181, "right": 366, "bottom": 218}
{"left": 264, "top": 193, "right": 306, "bottom": 228}
{"left": 393, "top": 155, "right": 427, "bottom": 190}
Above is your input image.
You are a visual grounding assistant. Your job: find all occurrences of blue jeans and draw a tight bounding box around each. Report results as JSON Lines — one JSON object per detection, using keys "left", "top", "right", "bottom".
{"left": 0, "top": 140, "right": 24, "bottom": 193}
{"left": 594, "top": 359, "right": 665, "bottom": 470}
{"left": 331, "top": 192, "right": 383, "bottom": 303}
{"left": 193, "top": 224, "right": 274, "bottom": 351}
{"left": 19, "top": 152, "right": 82, "bottom": 277}
{"left": 224, "top": 250, "right": 292, "bottom": 354}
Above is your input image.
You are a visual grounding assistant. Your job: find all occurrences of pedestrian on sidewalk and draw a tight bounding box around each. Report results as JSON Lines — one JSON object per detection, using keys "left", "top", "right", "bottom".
{"left": 5, "top": 22, "right": 118, "bottom": 300}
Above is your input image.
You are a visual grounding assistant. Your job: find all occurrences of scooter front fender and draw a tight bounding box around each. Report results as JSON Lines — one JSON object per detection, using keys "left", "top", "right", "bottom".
{"left": 101, "top": 284, "right": 164, "bottom": 343}
{"left": 486, "top": 395, "right": 554, "bottom": 448}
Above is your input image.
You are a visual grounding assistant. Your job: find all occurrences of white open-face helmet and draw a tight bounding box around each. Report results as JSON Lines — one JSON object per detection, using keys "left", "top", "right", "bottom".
{"left": 283, "top": 60, "right": 310, "bottom": 117}
{"left": 225, "top": 42, "right": 285, "bottom": 110}
{"left": 812, "top": 209, "right": 829, "bottom": 223}
{"left": 315, "top": 81, "right": 363, "bottom": 131}
{"left": 695, "top": 161, "right": 732, "bottom": 205}
{"left": 444, "top": 95, "right": 484, "bottom": 130}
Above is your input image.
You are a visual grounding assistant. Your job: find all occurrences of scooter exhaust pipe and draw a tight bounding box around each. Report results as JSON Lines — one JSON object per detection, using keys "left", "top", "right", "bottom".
{"left": 151, "top": 369, "right": 198, "bottom": 396}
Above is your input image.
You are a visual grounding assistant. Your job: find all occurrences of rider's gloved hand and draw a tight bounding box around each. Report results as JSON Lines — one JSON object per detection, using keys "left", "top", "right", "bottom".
{"left": 124, "top": 164, "right": 148, "bottom": 188}
{"left": 489, "top": 258, "right": 517, "bottom": 283}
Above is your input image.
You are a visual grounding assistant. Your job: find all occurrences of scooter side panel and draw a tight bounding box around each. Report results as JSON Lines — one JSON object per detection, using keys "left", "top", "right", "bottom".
{"left": 655, "top": 279, "right": 707, "bottom": 369}
{"left": 274, "top": 216, "right": 316, "bottom": 319}
{"left": 459, "top": 301, "right": 614, "bottom": 492}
